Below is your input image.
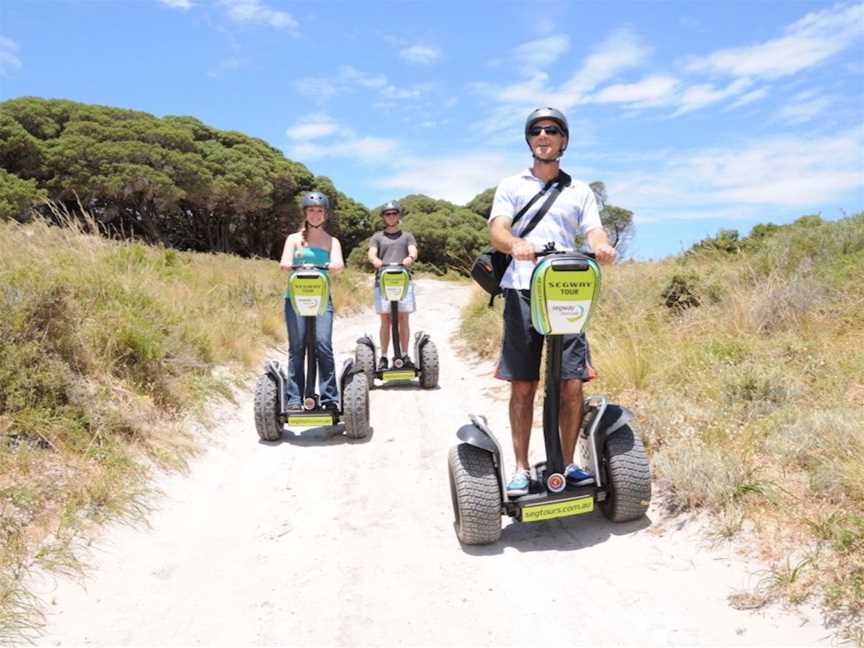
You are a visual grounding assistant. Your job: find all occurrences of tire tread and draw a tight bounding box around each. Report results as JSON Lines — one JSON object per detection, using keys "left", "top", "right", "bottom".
{"left": 601, "top": 426, "right": 651, "bottom": 522}
{"left": 448, "top": 444, "right": 501, "bottom": 544}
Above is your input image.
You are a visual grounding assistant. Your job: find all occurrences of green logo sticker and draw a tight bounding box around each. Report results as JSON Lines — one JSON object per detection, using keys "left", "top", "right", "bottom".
{"left": 381, "top": 270, "right": 409, "bottom": 301}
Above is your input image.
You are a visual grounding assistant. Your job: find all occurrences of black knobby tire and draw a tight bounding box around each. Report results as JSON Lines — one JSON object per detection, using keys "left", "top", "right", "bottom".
{"left": 342, "top": 373, "right": 370, "bottom": 439}
{"left": 600, "top": 424, "right": 652, "bottom": 522}
{"left": 254, "top": 373, "right": 282, "bottom": 442}
{"left": 448, "top": 444, "right": 501, "bottom": 545}
{"left": 419, "top": 340, "right": 439, "bottom": 389}
{"left": 355, "top": 343, "right": 375, "bottom": 386}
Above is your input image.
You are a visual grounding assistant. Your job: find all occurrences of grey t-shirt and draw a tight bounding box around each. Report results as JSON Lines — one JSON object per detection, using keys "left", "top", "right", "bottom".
{"left": 370, "top": 230, "right": 416, "bottom": 264}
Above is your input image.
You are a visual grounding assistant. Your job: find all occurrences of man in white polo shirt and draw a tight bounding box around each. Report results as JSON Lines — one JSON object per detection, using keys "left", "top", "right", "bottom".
{"left": 488, "top": 107, "right": 617, "bottom": 497}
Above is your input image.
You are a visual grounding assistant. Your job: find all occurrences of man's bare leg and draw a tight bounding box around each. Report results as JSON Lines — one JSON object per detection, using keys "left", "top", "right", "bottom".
{"left": 510, "top": 380, "right": 539, "bottom": 471}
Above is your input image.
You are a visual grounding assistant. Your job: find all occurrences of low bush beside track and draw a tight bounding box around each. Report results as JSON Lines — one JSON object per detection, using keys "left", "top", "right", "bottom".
{"left": 459, "top": 214, "right": 864, "bottom": 644}
{"left": 0, "top": 217, "right": 366, "bottom": 641}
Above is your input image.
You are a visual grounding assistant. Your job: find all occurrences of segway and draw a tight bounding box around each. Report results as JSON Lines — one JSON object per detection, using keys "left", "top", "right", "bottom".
{"left": 254, "top": 263, "right": 370, "bottom": 441}
{"left": 448, "top": 245, "right": 651, "bottom": 545}
{"left": 354, "top": 263, "right": 439, "bottom": 389}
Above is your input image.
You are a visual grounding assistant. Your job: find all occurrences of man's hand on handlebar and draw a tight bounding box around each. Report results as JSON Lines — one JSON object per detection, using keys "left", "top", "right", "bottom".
{"left": 510, "top": 238, "right": 536, "bottom": 262}
{"left": 593, "top": 243, "right": 616, "bottom": 265}
{"left": 371, "top": 258, "right": 384, "bottom": 269}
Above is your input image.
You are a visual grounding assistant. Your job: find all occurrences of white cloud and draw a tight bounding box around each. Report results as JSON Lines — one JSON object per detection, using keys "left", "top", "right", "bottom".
{"left": 287, "top": 136, "right": 398, "bottom": 162}
{"left": 589, "top": 75, "right": 679, "bottom": 106}
{"left": 492, "top": 73, "right": 549, "bottom": 104}
{"left": 375, "top": 153, "right": 520, "bottom": 204}
{"left": 0, "top": 36, "right": 21, "bottom": 77}
{"left": 206, "top": 56, "right": 249, "bottom": 78}
{"left": 285, "top": 117, "right": 339, "bottom": 140}
{"left": 382, "top": 85, "right": 425, "bottom": 100}
{"left": 400, "top": 45, "right": 440, "bottom": 65}
{"left": 672, "top": 78, "right": 752, "bottom": 115}
{"left": 293, "top": 66, "right": 427, "bottom": 103}
{"left": 686, "top": 2, "right": 864, "bottom": 80}
{"left": 477, "top": 28, "right": 652, "bottom": 111}
{"left": 776, "top": 90, "right": 833, "bottom": 125}
{"left": 158, "top": 0, "right": 193, "bottom": 9}
{"left": 514, "top": 34, "right": 570, "bottom": 72}
{"left": 727, "top": 87, "right": 770, "bottom": 109}
{"left": 220, "top": 0, "right": 297, "bottom": 31}
{"left": 339, "top": 65, "right": 387, "bottom": 88}
{"left": 560, "top": 29, "right": 652, "bottom": 101}
{"left": 609, "top": 125, "right": 864, "bottom": 222}
{"left": 294, "top": 77, "right": 339, "bottom": 99}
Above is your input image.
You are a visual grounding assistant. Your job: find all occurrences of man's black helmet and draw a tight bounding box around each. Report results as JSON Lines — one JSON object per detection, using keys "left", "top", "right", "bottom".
{"left": 382, "top": 200, "right": 401, "bottom": 214}
{"left": 302, "top": 191, "right": 330, "bottom": 210}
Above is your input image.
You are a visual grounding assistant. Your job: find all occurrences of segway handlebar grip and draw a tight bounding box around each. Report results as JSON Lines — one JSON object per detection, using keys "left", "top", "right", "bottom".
{"left": 534, "top": 243, "right": 596, "bottom": 260}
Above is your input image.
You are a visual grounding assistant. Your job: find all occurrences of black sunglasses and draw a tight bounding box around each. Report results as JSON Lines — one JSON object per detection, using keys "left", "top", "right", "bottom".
{"left": 382, "top": 211, "right": 400, "bottom": 217}
{"left": 528, "top": 125, "right": 562, "bottom": 136}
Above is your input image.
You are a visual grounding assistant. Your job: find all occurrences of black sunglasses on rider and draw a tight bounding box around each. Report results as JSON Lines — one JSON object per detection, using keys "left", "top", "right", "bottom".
{"left": 382, "top": 210, "right": 400, "bottom": 217}
{"left": 528, "top": 125, "right": 562, "bottom": 136}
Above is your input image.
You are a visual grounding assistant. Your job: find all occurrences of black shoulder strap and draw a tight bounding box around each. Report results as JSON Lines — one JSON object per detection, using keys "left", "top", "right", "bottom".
{"left": 518, "top": 170, "right": 571, "bottom": 239}
{"left": 511, "top": 180, "right": 553, "bottom": 227}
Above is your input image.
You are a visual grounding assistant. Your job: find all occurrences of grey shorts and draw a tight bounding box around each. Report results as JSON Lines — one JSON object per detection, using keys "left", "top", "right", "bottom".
{"left": 496, "top": 289, "right": 593, "bottom": 382}
{"left": 373, "top": 282, "right": 416, "bottom": 314}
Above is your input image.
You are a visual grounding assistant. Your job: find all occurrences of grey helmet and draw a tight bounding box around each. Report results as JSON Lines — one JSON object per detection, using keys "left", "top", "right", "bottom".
{"left": 524, "top": 107, "right": 569, "bottom": 156}
{"left": 302, "top": 191, "right": 330, "bottom": 210}
{"left": 381, "top": 200, "right": 401, "bottom": 214}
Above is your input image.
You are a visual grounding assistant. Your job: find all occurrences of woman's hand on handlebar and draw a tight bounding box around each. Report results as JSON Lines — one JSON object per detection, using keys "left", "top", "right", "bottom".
{"left": 287, "top": 262, "right": 330, "bottom": 271}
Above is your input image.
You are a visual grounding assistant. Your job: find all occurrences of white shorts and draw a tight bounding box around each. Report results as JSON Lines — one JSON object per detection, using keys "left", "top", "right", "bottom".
{"left": 374, "top": 283, "right": 416, "bottom": 314}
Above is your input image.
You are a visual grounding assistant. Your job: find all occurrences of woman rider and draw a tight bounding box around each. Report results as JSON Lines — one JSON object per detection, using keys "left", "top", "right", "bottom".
{"left": 278, "top": 191, "right": 345, "bottom": 412}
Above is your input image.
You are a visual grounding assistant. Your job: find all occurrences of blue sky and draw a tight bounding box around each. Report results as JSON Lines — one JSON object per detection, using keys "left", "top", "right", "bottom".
{"left": 1, "top": 0, "right": 862, "bottom": 259}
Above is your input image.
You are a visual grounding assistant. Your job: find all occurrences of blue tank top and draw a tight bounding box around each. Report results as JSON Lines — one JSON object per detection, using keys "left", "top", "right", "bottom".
{"left": 285, "top": 245, "right": 330, "bottom": 299}
{"left": 293, "top": 245, "right": 330, "bottom": 266}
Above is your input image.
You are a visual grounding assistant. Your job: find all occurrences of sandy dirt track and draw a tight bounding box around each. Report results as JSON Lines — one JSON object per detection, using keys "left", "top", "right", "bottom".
{"left": 31, "top": 279, "right": 832, "bottom": 647}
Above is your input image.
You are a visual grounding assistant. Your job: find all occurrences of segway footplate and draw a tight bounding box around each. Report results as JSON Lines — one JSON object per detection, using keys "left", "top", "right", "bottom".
{"left": 520, "top": 495, "right": 594, "bottom": 523}
{"left": 379, "top": 368, "right": 419, "bottom": 382}
{"left": 285, "top": 412, "right": 338, "bottom": 427}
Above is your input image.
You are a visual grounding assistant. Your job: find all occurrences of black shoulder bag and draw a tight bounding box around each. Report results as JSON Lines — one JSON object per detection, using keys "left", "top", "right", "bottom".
{"left": 470, "top": 171, "right": 571, "bottom": 305}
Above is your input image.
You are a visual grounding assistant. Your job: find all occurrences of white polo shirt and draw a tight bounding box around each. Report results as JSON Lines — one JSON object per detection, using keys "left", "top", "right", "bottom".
{"left": 489, "top": 169, "right": 603, "bottom": 290}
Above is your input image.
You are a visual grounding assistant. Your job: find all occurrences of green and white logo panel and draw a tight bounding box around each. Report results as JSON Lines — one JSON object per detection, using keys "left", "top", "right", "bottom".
{"left": 380, "top": 267, "right": 410, "bottom": 302}
{"left": 530, "top": 257, "right": 600, "bottom": 335}
{"left": 289, "top": 271, "right": 330, "bottom": 317}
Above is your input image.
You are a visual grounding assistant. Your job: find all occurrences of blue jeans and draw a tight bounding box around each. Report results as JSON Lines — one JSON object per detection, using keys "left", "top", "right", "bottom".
{"left": 284, "top": 298, "right": 338, "bottom": 406}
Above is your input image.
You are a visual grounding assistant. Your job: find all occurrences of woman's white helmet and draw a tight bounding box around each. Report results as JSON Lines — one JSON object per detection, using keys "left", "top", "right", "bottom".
{"left": 382, "top": 200, "right": 401, "bottom": 214}
{"left": 302, "top": 191, "right": 330, "bottom": 210}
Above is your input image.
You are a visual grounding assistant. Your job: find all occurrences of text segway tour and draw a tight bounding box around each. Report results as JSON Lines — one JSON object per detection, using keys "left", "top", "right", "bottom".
{"left": 254, "top": 263, "right": 370, "bottom": 441}
{"left": 354, "top": 263, "right": 439, "bottom": 389}
{"left": 448, "top": 245, "right": 651, "bottom": 544}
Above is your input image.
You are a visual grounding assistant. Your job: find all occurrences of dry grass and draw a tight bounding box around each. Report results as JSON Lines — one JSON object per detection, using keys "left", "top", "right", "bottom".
{"left": 459, "top": 214, "right": 864, "bottom": 643}
{"left": 0, "top": 215, "right": 366, "bottom": 639}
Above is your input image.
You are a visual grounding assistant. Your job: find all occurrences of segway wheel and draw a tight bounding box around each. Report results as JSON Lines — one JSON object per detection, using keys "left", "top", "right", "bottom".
{"left": 355, "top": 343, "right": 375, "bottom": 386}
{"left": 419, "top": 340, "right": 439, "bottom": 389}
{"left": 253, "top": 373, "right": 282, "bottom": 442}
{"left": 448, "top": 444, "right": 501, "bottom": 545}
{"left": 600, "top": 425, "right": 652, "bottom": 522}
{"left": 342, "top": 373, "right": 370, "bottom": 439}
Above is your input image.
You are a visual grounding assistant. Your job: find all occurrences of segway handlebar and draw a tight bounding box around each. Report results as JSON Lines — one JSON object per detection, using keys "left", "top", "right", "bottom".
{"left": 375, "top": 262, "right": 413, "bottom": 277}
{"left": 534, "top": 242, "right": 597, "bottom": 260}
{"left": 288, "top": 263, "right": 330, "bottom": 271}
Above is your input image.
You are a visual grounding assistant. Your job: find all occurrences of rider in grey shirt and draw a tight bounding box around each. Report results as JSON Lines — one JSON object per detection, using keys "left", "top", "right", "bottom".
{"left": 368, "top": 200, "right": 418, "bottom": 370}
